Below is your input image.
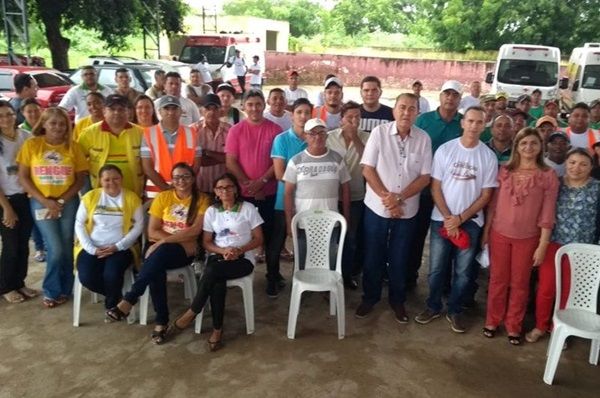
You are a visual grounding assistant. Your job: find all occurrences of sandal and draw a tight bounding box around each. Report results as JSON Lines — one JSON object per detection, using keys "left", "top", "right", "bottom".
{"left": 18, "top": 287, "right": 40, "bottom": 299}
{"left": 3, "top": 290, "right": 25, "bottom": 304}
{"left": 55, "top": 295, "right": 68, "bottom": 305}
{"left": 151, "top": 327, "right": 168, "bottom": 345}
{"left": 525, "top": 328, "right": 546, "bottom": 343}
{"left": 106, "top": 306, "right": 130, "bottom": 322}
{"left": 508, "top": 335, "right": 522, "bottom": 346}
{"left": 482, "top": 327, "right": 496, "bottom": 338}
{"left": 208, "top": 338, "right": 224, "bottom": 352}
{"left": 42, "top": 297, "right": 57, "bottom": 308}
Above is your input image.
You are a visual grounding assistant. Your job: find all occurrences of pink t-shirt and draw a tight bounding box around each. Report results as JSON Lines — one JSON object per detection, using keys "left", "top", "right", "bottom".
{"left": 490, "top": 166, "right": 559, "bottom": 239}
{"left": 225, "top": 118, "right": 282, "bottom": 197}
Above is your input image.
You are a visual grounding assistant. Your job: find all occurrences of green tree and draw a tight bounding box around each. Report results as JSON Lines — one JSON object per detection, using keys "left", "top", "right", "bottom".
{"left": 330, "top": 0, "right": 416, "bottom": 36}
{"left": 28, "top": 0, "right": 187, "bottom": 70}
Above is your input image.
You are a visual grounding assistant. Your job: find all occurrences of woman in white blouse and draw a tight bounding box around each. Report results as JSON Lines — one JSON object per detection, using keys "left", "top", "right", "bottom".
{"left": 74, "top": 164, "right": 143, "bottom": 313}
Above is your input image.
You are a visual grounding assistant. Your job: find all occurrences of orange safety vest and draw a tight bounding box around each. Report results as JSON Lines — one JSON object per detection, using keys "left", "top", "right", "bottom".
{"left": 144, "top": 124, "right": 197, "bottom": 198}
{"left": 312, "top": 106, "right": 328, "bottom": 121}
{"left": 563, "top": 127, "right": 599, "bottom": 152}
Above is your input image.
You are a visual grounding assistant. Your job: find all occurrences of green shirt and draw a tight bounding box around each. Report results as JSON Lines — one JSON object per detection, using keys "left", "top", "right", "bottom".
{"left": 591, "top": 121, "right": 600, "bottom": 130}
{"left": 481, "top": 126, "right": 492, "bottom": 142}
{"left": 415, "top": 109, "right": 463, "bottom": 153}
{"left": 529, "top": 106, "right": 543, "bottom": 120}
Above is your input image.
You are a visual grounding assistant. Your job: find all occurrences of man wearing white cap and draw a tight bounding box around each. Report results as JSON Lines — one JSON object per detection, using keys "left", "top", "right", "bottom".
{"left": 153, "top": 72, "right": 200, "bottom": 126}
{"left": 405, "top": 80, "right": 464, "bottom": 291}
{"left": 312, "top": 77, "right": 344, "bottom": 130}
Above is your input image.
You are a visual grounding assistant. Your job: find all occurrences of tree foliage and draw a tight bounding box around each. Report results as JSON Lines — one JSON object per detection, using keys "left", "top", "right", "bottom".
{"left": 28, "top": 0, "right": 188, "bottom": 69}
{"left": 330, "top": 0, "right": 415, "bottom": 36}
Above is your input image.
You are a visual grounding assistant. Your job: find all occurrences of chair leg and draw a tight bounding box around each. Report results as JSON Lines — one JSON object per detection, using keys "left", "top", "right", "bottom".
{"left": 241, "top": 279, "right": 255, "bottom": 335}
{"left": 329, "top": 291, "right": 336, "bottom": 316}
{"left": 543, "top": 327, "right": 568, "bottom": 385}
{"left": 139, "top": 287, "right": 150, "bottom": 325}
{"left": 183, "top": 267, "right": 198, "bottom": 302}
{"left": 73, "top": 273, "right": 82, "bottom": 327}
{"left": 124, "top": 269, "right": 137, "bottom": 325}
{"left": 335, "top": 284, "right": 345, "bottom": 340}
{"left": 287, "top": 283, "right": 302, "bottom": 339}
{"left": 194, "top": 310, "right": 204, "bottom": 334}
{"left": 590, "top": 339, "right": 600, "bottom": 365}
{"left": 91, "top": 292, "right": 100, "bottom": 304}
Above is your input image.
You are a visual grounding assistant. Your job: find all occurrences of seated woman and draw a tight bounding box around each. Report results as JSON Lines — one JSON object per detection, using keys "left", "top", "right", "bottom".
{"left": 168, "top": 173, "right": 264, "bottom": 351}
{"left": 74, "top": 164, "right": 144, "bottom": 314}
{"left": 106, "top": 163, "right": 210, "bottom": 344}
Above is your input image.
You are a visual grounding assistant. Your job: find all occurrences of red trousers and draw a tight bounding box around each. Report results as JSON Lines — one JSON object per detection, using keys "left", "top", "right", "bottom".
{"left": 486, "top": 229, "right": 538, "bottom": 334}
{"left": 534, "top": 241, "right": 571, "bottom": 331}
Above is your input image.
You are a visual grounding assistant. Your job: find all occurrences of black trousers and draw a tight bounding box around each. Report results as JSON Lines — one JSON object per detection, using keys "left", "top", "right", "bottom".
{"left": 237, "top": 75, "right": 247, "bottom": 94}
{"left": 265, "top": 210, "right": 286, "bottom": 282}
{"left": 191, "top": 255, "right": 253, "bottom": 329}
{"left": 243, "top": 195, "right": 276, "bottom": 279}
{"left": 405, "top": 189, "right": 434, "bottom": 288}
{"left": 0, "top": 194, "right": 33, "bottom": 295}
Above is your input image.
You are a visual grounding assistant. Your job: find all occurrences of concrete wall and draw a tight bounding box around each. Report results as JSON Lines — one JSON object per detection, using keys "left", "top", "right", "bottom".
{"left": 265, "top": 51, "right": 496, "bottom": 90}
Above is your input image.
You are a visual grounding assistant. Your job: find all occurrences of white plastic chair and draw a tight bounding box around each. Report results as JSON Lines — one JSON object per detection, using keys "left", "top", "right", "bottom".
{"left": 194, "top": 271, "right": 255, "bottom": 335}
{"left": 543, "top": 243, "right": 600, "bottom": 385}
{"left": 73, "top": 267, "right": 137, "bottom": 326}
{"left": 287, "top": 209, "right": 347, "bottom": 339}
{"left": 139, "top": 265, "right": 197, "bottom": 325}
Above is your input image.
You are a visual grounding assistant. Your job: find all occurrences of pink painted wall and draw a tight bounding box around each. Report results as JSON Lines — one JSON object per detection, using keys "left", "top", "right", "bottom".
{"left": 265, "top": 51, "right": 495, "bottom": 90}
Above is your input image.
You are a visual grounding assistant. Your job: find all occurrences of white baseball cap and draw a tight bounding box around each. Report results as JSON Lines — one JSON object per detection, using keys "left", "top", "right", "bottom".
{"left": 324, "top": 77, "right": 343, "bottom": 89}
{"left": 440, "top": 80, "right": 463, "bottom": 94}
{"left": 304, "top": 118, "right": 327, "bottom": 132}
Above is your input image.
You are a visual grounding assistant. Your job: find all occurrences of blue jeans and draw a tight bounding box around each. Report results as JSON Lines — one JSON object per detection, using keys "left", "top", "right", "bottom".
{"left": 31, "top": 197, "right": 78, "bottom": 299}
{"left": 31, "top": 223, "right": 45, "bottom": 251}
{"left": 426, "top": 220, "right": 482, "bottom": 315}
{"left": 362, "top": 207, "right": 416, "bottom": 306}
{"left": 77, "top": 249, "right": 132, "bottom": 309}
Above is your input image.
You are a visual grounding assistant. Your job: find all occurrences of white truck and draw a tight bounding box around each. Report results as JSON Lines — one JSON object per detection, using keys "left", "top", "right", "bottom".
{"left": 485, "top": 44, "right": 567, "bottom": 104}
{"left": 565, "top": 43, "right": 600, "bottom": 105}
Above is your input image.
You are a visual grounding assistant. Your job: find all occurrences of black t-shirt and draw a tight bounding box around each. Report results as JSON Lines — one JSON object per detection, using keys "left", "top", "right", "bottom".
{"left": 359, "top": 104, "right": 394, "bottom": 132}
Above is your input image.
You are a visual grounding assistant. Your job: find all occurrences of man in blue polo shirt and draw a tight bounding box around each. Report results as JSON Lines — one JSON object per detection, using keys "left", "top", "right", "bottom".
{"left": 406, "top": 80, "right": 464, "bottom": 291}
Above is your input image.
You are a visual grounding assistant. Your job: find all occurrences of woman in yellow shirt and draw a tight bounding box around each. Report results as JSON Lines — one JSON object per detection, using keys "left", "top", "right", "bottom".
{"left": 107, "top": 162, "right": 210, "bottom": 344}
{"left": 72, "top": 92, "right": 105, "bottom": 142}
{"left": 17, "top": 107, "right": 89, "bottom": 308}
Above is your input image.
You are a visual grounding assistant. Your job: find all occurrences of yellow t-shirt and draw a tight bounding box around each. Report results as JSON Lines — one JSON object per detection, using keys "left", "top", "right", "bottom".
{"left": 72, "top": 116, "right": 94, "bottom": 142}
{"left": 149, "top": 190, "right": 210, "bottom": 234}
{"left": 16, "top": 136, "right": 89, "bottom": 198}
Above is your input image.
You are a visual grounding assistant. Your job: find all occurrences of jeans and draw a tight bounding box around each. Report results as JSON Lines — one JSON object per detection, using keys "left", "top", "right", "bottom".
{"left": 340, "top": 200, "right": 364, "bottom": 281}
{"left": 405, "top": 189, "right": 434, "bottom": 287}
{"left": 362, "top": 207, "right": 416, "bottom": 306}
{"left": 76, "top": 249, "right": 132, "bottom": 309}
{"left": 31, "top": 197, "right": 78, "bottom": 299}
{"left": 426, "top": 220, "right": 482, "bottom": 315}
{"left": 123, "top": 243, "right": 192, "bottom": 325}
{"left": 31, "top": 224, "right": 44, "bottom": 251}
{"left": 190, "top": 255, "right": 254, "bottom": 329}
{"left": 0, "top": 194, "right": 33, "bottom": 295}
{"left": 243, "top": 195, "right": 275, "bottom": 279}
{"left": 265, "top": 210, "right": 286, "bottom": 282}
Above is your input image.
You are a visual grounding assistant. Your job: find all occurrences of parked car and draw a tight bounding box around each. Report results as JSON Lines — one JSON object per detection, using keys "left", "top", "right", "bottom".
{"left": 70, "top": 64, "right": 156, "bottom": 92}
{"left": 0, "top": 66, "right": 73, "bottom": 108}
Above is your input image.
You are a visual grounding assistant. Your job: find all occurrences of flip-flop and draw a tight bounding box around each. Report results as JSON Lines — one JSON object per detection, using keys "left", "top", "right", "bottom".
{"left": 482, "top": 327, "right": 496, "bottom": 338}
{"left": 508, "top": 335, "right": 522, "bottom": 346}
{"left": 42, "top": 297, "right": 57, "bottom": 308}
{"left": 18, "top": 287, "right": 40, "bottom": 299}
{"left": 106, "top": 306, "right": 130, "bottom": 322}
{"left": 3, "top": 291, "right": 25, "bottom": 304}
{"left": 151, "top": 328, "right": 168, "bottom": 345}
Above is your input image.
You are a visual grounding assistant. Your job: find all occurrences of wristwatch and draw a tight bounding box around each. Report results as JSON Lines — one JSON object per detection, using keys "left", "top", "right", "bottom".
{"left": 57, "top": 198, "right": 65, "bottom": 205}
{"left": 261, "top": 177, "right": 269, "bottom": 184}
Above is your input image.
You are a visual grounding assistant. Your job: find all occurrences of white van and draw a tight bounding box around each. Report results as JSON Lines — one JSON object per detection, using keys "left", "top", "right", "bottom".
{"left": 486, "top": 44, "right": 566, "bottom": 102}
{"left": 565, "top": 43, "right": 600, "bottom": 105}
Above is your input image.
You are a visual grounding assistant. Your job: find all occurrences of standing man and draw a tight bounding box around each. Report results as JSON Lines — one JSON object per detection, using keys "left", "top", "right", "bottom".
{"left": 154, "top": 72, "right": 200, "bottom": 126}
{"left": 248, "top": 55, "right": 262, "bottom": 91}
{"left": 561, "top": 102, "right": 598, "bottom": 151}
{"left": 225, "top": 90, "right": 282, "bottom": 293}
{"left": 9, "top": 73, "right": 38, "bottom": 124}
{"left": 486, "top": 114, "right": 514, "bottom": 165}
{"left": 480, "top": 94, "right": 497, "bottom": 142}
{"left": 515, "top": 94, "right": 533, "bottom": 124}
{"left": 264, "top": 88, "right": 292, "bottom": 131}
{"left": 355, "top": 93, "right": 432, "bottom": 322}
{"left": 590, "top": 99, "right": 600, "bottom": 129}
{"left": 459, "top": 81, "right": 481, "bottom": 112}
{"left": 194, "top": 54, "right": 214, "bottom": 91}
{"left": 142, "top": 95, "right": 201, "bottom": 199}
{"left": 406, "top": 80, "right": 463, "bottom": 291}
{"left": 415, "top": 107, "right": 497, "bottom": 333}
{"left": 283, "top": 70, "right": 308, "bottom": 111}
{"left": 195, "top": 94, "right": 230, "bottom": 194}
{"left": 412, "top": 80, "right": 430, "bottom": 114}
{"left": 528, "top": 89, "right": 543, "bottom": 120}
{"left": 494, "top": 92, "right": 508, "bottom": 113}
{"left": 59, "top": 65, "right": 113, "bottom": 122}
{"left": 185, "top": 69, "right": 212, "bottom": 106}
{"left": 312, "top": 77, "right": 343, "bottom": 130}
{"left": 114, "top": 68, "right": 141, "bottom": 105}
{"left": 544, "top": 132, "right": 570, "bottom": 177}
{"left": 78, "top": 94, "right": 144, "bottom": 197}
{"left": 327, "top": 101, "right": 370, "bottom": 289}
{"left": 217, "top": 83, "right": 245, "bottom": 125}
{"left": 230, "top": 50, "right": 248, "bottom": 95}
{"left": 145, "top": 70, "right": 166, "bottom": 100}
{"left": 359, "top": 76, "right": 394, "bottom": 133}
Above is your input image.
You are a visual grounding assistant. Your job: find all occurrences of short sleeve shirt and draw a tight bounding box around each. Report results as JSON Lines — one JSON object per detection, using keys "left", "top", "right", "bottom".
{"left": 415, "top": 109, "right": 463, "bottom": 153}
{"left": 271, "top": 128, "right": 307, "bottom": 210}
{"left": 326, "top": 128, "right": 370, "bottom": 201}
{"left": 0, "top": 128, "right": 30, "bottom": 195}
{"left": 203, "top": 201, "right": 264, "bottom": 249}
{"left": 359, "top": 104, "right": 394, "bottom": 133}
{"left": 149, "top": 190, "right": 210, "bottom": 234}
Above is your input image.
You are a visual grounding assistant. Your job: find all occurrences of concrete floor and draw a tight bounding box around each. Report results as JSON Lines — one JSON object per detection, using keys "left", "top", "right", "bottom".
{"left": 1, "top": 248, "right": 598, "bottom": 398}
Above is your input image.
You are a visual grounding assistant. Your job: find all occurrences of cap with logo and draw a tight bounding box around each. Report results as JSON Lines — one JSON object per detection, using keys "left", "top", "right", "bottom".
{"left": 157, "top": 95, "right": 181, "bottom": 109}
{"left": 104, "top": 94, "right": 130, "bottom": 108}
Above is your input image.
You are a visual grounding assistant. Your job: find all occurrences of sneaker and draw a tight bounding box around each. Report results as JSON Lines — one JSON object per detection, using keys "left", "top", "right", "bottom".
{"left": 266, "top": 280, "right": 279, "bottom": 298}
{"left": 391, "top": 303, "right": 409, "bottom": 324}
{"left": 446, "top": 313, "right": 466, "bottom": 333}
{"left": 414, "top": 308, "right": 441, "bottom": 324}
{"left": 34, "top": 250, "right": 45, "bottom": 262}
{"left": 354, "top": 302, "right": 373, "bottom": 318}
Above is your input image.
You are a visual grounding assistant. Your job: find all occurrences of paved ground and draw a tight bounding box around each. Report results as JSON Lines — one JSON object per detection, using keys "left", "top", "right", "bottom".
{"left": 1, "top": 241, "right": 598, "bottom": 398}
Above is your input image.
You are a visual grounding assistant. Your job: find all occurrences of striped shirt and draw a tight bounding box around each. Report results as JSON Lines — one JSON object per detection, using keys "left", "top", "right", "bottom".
{"left": 197, "top": 120, "right": 231, "bottom": 193}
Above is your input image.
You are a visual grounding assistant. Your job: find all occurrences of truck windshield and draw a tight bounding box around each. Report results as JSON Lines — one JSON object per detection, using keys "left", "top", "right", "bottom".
{"left": 582, "top": 65, "right": 600, "bottom": 89}
{"left": 180, "top": 46, "right": 226, "bottom": 65}
{"left": 497, "top": 59, "right": 558, "bottom": 87}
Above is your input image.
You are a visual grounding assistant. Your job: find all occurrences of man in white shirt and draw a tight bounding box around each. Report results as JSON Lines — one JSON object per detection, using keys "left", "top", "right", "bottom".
{"left": 248, "top": 55, "right": 262, "bottom": 91}
{"left": 264, "top": 88, "right": 292, "bottom": 131}
{"left": 412, "top": 80, "right": 430, "bottom": 114}
{"left": 230, "top": 50, "right": 247, "bottom": 95}
{"left": 414, "top": 107, "right": 497, "bottom": 333}
{"left": 459, "top": 81, "right": 481, "bottom": 112}
{"left": 544, "top": 131, "right": 570, "bottom": 177}
{"left": 194, "top": 54, "right": 213, "bottom": 89}
{"left": 59, "top": 65, "right": 113, "bottom": 122}
{"left": 313, "top": 77, "right": 343, "bottom": 130}
{"left": 356, "top": 93, "right": 432, "bottom": 323}
{"left": 283, "top": 70, "right": 308, "bottom": 111}
{"left": 153, "top": 71, "right": 200, "bottom": 126}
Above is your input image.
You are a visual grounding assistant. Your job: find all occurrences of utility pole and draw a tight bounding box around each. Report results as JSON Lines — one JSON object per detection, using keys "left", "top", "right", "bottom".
{"left": 1, "top": 0, "right": 30, "bottom": 65}
{"left": 141, "top": 0, "right": 161, "bottom": 59}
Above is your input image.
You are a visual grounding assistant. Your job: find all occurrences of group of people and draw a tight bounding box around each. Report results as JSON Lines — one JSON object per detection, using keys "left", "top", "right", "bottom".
{"left": 1, "top": 63, "right": 599, "bottom": 351}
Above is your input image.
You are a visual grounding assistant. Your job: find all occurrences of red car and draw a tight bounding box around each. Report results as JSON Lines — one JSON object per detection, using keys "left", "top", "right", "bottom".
{"left": 0, "top": 66, "right": 73, "bottom": 108}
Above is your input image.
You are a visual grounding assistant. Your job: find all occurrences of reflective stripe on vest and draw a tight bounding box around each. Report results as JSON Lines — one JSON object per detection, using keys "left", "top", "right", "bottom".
{"left": 564, "top": 127, "right": 598, "bottom": 150}
{"left": 312, "top": 106, "right": 328, "bottom": 121}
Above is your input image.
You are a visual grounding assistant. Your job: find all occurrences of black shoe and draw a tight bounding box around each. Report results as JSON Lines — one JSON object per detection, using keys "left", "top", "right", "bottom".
{"left": 391, "top": 303, "right": 409, "bottom": 324}
{"left": 344, "top": 278, "right": 359, "bottom": 290}
{"left": 355, "top": 302, "right": 373, "bottom": 318}
{"left": 266, "top": 280, "right": 279, "bottom": 298}
{"left": 276, "top": 273, "right": 286, "bottom": 288}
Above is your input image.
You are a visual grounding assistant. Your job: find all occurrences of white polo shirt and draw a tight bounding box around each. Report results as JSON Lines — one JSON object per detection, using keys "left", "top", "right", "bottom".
{"left": 59, "top": 84, "right": 114, "bottom": 122}
{"left": 154, "top": 95, "right": 200, "bottom": 126}
{"left": 360, "top": 121, "right": 432, "bottom": 219}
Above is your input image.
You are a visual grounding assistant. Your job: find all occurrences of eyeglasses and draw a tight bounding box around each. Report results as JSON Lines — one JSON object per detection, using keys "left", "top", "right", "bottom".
{"left": 0, "top": 113, "right": 16, "bottom": 119}
{"left": 172, "top": 175, "right": 193, "bottom": 181}
{"left": 215, "top": 185, "right": 235, "bottom": 192}
{"left": 306, "top": 131, "right": 326, "bottom": 137}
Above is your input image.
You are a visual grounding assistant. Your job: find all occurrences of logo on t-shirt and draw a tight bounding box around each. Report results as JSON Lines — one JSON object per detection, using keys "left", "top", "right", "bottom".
{"left": 43, "top": 150, "right": 63, "bottom": 164}
{"left": 171, "top": 204, "right": 188, "bottom": 220}
{"left": 450, "top": 161, "right": 478, "bottom": 181}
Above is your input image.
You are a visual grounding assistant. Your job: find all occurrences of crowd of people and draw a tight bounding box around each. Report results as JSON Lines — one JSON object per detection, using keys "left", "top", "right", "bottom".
{"left": 1, "top": 63, "right": 599, "bottom": 351}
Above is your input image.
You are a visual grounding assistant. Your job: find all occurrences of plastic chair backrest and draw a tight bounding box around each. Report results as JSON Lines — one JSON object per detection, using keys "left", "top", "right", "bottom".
{"left": 555, "top": 243, "right": 600, "bottom": 314}
{"left": 291, "top": 209, "right": 347, "bottom": 274}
